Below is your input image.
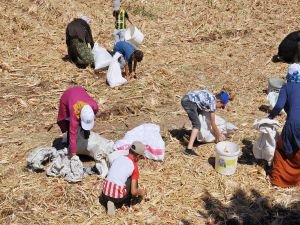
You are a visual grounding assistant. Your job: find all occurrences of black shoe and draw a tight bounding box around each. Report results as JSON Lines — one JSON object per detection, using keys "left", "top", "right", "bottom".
{"left": 183, "top": 148, "right": 199, "bottom": 156}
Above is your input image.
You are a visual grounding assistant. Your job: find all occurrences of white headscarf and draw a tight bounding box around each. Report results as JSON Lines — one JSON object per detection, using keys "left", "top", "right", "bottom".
{"left": 80, "top": 16, "right": 90, "bottom": 24}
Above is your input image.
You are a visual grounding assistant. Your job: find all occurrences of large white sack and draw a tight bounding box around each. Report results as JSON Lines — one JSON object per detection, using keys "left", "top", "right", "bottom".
{"left": 197, "top": 111, "right": 238, "bottom": 143}
{"left": 75, "top": 129, "right": 114, "bottom": 161}
{"left": 113, "top": 123, "right": 165, "bottom": 161}
{"left": 63, "top": 129, "right": 114, "bottom": 178}
{"left": 92, "top": 42, "right": 112, "bottom": 70}
{"left": 252, "top": 118, "right": 281, "bottom": 166}
{"left": 106, "top": 52, "right": 127, "bottom": 88}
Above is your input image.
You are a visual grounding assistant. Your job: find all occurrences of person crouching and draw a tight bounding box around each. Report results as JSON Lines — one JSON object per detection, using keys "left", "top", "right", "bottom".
{"left": 99, "top": 141, "right": 146, "bottom": 216}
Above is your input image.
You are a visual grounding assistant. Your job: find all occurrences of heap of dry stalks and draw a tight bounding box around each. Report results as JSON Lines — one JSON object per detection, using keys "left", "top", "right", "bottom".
{"left": 0, "top": 0, "right": 299, "bottom": 224}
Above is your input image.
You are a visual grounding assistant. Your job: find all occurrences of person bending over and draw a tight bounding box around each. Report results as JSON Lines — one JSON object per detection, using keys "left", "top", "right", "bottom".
{"left": 57, "top": 86, "right": 99, "bottom": 157}
{"left": 113, "top": 41, "right": 143, "bottom": 79}
{"left": 181, "top": 90, "right": 230, "bottom": 156}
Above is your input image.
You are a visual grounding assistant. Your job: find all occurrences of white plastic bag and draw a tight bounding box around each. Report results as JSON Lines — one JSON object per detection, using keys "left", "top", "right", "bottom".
{"left": 197, "top": 111, "right": 238, "bottom": 143}
{"left": 92, "top": 42, "right": 112, "bottom": 70}
{"left": 106, "top": 52, "right": 127, "bottom": 88}
{"left": 113, "top": 123, "right": 165, "bottom": 161}
{"left": 252, "top": 118, "right": 281, "bottom": 166}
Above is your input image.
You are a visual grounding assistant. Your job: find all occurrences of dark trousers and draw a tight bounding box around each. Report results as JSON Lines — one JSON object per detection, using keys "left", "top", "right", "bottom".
{"left": 99, "top": 177, "right": 134, "bottom": 208}
{"left": 181, "top": 95, "right": 201, "bottom": 129}
{"left": 57, "top": 120, "right": 70, "bottom": 147}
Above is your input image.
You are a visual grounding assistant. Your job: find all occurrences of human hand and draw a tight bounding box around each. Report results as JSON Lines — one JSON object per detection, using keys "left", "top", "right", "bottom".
{"left": 68, "top": 153, "right": 76, "bottom": 160}
{"left": 137, "top": 188, "right": 146, "bottom": 197}
{"left": 216, "top": 134, "right": 225, "bottom": 143}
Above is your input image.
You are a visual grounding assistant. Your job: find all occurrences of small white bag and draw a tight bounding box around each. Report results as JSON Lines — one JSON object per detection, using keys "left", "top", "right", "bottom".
{"left": 252, "top": 118, "right": 281, "bottom": 166}
{"left": 92, "top": 42, "right": 112, "bottom": 70}
{"left": 106, "top": 52, "right": 128, "bottom": 88}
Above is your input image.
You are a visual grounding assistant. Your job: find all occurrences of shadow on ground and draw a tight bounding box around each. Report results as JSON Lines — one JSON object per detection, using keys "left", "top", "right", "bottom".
{"left": 169, "top": 128, "right": 205, "bottom": 147}
{"left": 259, "top": 104, "right": 271, "bottom": 114}
{"left": 238, "top": 139, "right": 256, "bottom": 165}
{"left": 198, "top": 188, "right": 300, "bottom": 225}
{"left": 238, "top": 138, "right": 272, "bottom": 175}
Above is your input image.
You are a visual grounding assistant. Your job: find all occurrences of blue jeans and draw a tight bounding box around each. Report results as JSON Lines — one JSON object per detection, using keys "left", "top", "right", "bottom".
{"left": 113, "top": 29, "right": 126, "bottom": 44}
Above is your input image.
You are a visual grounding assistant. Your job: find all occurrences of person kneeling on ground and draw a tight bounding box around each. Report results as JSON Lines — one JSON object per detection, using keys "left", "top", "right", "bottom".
{"left": 66, "top": 16, "right": 95, "bottom": 68}
{"left": 181, "top": 90, "right": 230, "bottom": 156}
{"left": 57, "top": 86, "right": 99, "bottom": 157}
{"left": 113, "top": 41, "right": 143, "bottom": 79}
{"left": 99, "top": 141, "right": 146, "bottom": 216}
{"left": 268, "top": 63, "right": 300, "bottom": 188}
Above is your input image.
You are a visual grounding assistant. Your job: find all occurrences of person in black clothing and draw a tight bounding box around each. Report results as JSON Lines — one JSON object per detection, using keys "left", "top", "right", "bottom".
{"left": 66, "top": 16, "right": 95, "bottom": 68}
{"left": 272, "top": 30, "right": 300, "bottom": 63}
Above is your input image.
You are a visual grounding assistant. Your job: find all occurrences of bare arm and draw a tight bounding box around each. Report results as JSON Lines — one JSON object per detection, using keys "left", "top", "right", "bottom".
{"left": 126, "top": 13, "right": 133, "bottom": 25}
{"left": 124, "top": 62, "right": 130, "bottom": 77}
{"left": 210, "top": 112, "right": 224, "bottom": 142}
{"left": 133, "top": 60, "right": 137, "bottom": 73}
{"left": 131, "top": 179, "right": 145, "bottom": 197}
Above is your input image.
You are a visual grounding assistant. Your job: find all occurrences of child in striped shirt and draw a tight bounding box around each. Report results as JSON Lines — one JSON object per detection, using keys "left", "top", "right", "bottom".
{"left": 99, "top": 141, "right": 146, "bottom": 216}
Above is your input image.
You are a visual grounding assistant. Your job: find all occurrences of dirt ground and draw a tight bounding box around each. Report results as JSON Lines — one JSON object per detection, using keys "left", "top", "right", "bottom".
{"left": 0, "top": 0, "right": 299, "bottom": 224}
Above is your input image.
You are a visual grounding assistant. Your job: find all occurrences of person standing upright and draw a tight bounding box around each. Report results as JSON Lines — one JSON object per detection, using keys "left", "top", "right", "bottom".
{"left": 113, "top": 0, "right": 133, "bottom": 43}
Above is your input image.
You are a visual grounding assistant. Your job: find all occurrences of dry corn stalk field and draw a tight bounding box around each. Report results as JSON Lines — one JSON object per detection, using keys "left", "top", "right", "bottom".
{"left": 0, "top": 0, "right": 300, "bottom": 224}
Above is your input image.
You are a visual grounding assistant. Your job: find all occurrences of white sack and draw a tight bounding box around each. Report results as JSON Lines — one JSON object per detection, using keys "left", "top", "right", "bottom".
{"left": 63, "top": 129, "right": 114, "bottom": 178}
{"left": 108, "top": 149, "right": 129, "bottom": 165}
{"left": 47, "top": 152, "right": 83, "bottom": 183}
{"left": 113, "top": 123, "right": 165, "bottom": 161}
{"left": 252, "top": 118, "right": 281, "bottom": 166}
{"left": 197, "top": 111, "right": 238, "bottom": 143}
{"left": 46, "top": 151, "right": 71, "bottom": 177}
{"left": 65, "top": 155, "right": 83, "bottom": 183}
{"left": 106, "top": 52, "right": 127, "bottom": 88}
{"left": 75, "top": 129, "right": 114, "bottom": 161}
{"left": 266, "top": 91, "right": 285, "bottom": 114}
{"left": 26, "top": 146, "right": 57, "bottom": 171}
{"left": 92, "top": 42, "right": 112, "bottom": 70}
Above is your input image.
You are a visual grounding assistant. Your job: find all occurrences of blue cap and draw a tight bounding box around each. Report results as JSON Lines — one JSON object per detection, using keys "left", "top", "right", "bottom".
{"left": 219, "top": 91, "right": 229, "bottom": 108}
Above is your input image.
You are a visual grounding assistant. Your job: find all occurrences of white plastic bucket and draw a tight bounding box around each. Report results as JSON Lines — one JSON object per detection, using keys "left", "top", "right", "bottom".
{"left": 215, "top": 141, "right": 240, "bottom": 175}
{"left": 125, "top": 26, "right": 144, "bottom": 45}
{"left": 268, "top": 78, "right": 285, "bottom": 93}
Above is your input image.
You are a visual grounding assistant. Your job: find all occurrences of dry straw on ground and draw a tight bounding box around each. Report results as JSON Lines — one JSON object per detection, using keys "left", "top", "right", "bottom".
{"left": 0, "top": 0, "right": 299, "bottom": 224}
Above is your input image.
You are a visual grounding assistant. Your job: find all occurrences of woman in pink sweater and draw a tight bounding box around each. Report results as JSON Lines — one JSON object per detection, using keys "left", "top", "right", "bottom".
{"left": 57, "top": 86, "right": 99, "bottom": 156}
